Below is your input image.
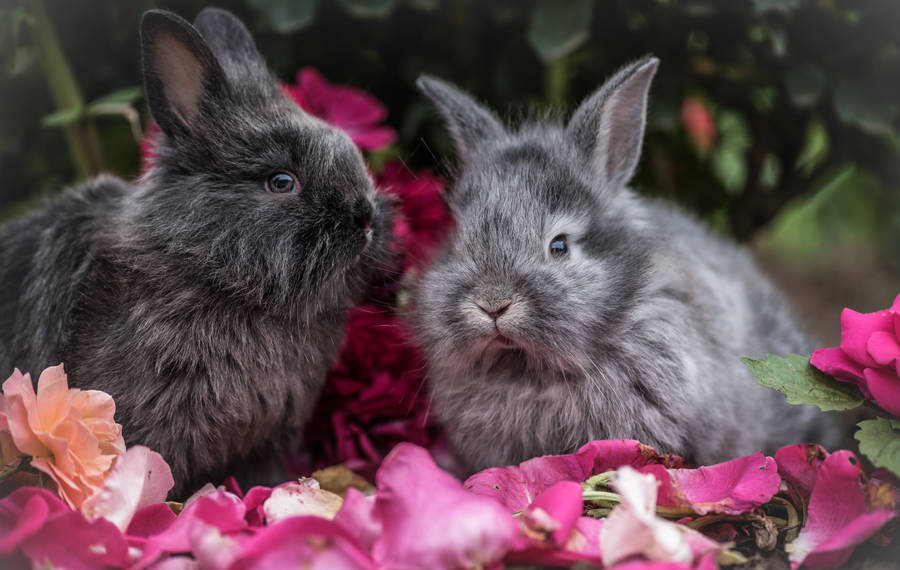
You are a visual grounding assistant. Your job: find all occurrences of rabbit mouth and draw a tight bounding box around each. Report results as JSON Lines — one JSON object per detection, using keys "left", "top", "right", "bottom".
{"left": 489, "top": 332, "right": 518, "bottom": 349}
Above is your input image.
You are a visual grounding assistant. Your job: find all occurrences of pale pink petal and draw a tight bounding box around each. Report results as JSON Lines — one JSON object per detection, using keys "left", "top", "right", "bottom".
{"left": 840, "top": 308, "right": 894, "bottom": 369}
{"left": 334, "top": 488, "right": 380, "bottom": 551}
{"left": 788, "top": 450, "right": 896, "bottom": 568}
{"left": 666, "top": 453, "right": 781, "bottom": 515}
{"left": 809, "top": 347, "right": 870, "bottom": 395}
{"left": 372, "top": 443, "right": 518, "bottom": 569}
{"left": 863, "top": 367, "right": 900, "bottom": 416}
{"left": 1, "top": 369, "right": 46, "bottom": 457}
{"left": 774, "top": 444, "right": 828, "bottom": 499}
{"left": 82, "top": 446, "right": 174, "bottom": 531}
{"left": 229, "top": 516, "right": 373, "bottom": 570}
{"left": 262, "top": 479, "right": 343, "bottom": 524}
{"left": 189, "top": 520, "right": 245, "bottom": 570}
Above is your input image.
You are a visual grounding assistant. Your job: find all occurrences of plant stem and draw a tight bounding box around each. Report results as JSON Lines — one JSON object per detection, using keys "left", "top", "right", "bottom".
{"left": 544, "top": 55, "right": 569, "bottom": 107}
{"left": 27, "top": 0, "right": 103, "bottom": 179}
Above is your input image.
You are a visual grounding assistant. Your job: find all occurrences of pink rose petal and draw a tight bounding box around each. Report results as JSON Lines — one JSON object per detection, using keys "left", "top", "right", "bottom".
{"left": 229, "top": 516, "right": 373, "bottom": 570}
{"left": 665, "top": 453, "right": 781, "bottom": 515}
{"left": 372, "top": 443, "right": 518, "bottom": 569}
{"left": 262, "top": 479, "right": 343, "bottom": 524}
{"left": 788, "top": 450, "right": 896, "bottom": 568}
{"left": 867, "top": 331, "right": 900, "bottom": 367}
{"left": 0, "top": 487, "right": 67, "bottom": 553}
{"left": 334, "top": 488, "right": 380, "bottom": 551}
{"left": 19, "top": 510, "right": 130, "bottom": 569}
{"left": 840, "top": 308, "right": 894, "bottom": 369}
{"left": 466, "top": 439, "right": 684, "bottom": 512}
{"left": 810, "top": 347, "right": 869, "bottom": 394}
{"left": 863, "top": 367, "right": 900, "bottom": 416}
{"left": 774, "top": 444, "right": 828, "bottom": 500}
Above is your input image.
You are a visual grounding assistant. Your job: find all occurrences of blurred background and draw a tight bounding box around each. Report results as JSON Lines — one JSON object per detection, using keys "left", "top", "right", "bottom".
{"left": 0, "top": 0, "right": 898, "bottom": 343}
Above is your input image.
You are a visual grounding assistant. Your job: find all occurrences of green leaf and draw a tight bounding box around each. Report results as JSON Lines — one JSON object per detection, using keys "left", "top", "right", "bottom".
{"left": 834, "top": 81, "right": 898, "bottom": 137}
{"left": 250, "top": 0, "right": 317, "bottom": 33}
{"left": 794, "top": 116, "right": 829, "bottom": 173}
{"left": 856, "top": 418, "right": 900, "bottom": 478}
{"left": 741, "top": 353, "right": 865, "bottom": 412}
{"left": 41, "top": 106, "right": 83, "bottom": 128}
{"left": 785, "top": 64, "right": 827, "bottom": 109}
{"left": 87, "top": 86, "right": 143, "bottom": 108}
{"left": 337, "top": 0, "right": 396, "bottom": 19}
{"left": 528, "top": 0, "right": 593, "bottom": 63}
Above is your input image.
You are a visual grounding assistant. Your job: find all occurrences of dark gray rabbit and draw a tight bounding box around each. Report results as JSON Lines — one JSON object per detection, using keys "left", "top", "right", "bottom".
{"left": 413, "top": 58, "right": 835, "bottom": 472}
{"left": 0, "top": 8, "right": 391, "bottom": 496}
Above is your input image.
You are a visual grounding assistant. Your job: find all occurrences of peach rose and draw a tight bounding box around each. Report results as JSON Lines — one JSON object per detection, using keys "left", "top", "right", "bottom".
{"left": 0, "top": 365, "right": 125, "bottom": 509}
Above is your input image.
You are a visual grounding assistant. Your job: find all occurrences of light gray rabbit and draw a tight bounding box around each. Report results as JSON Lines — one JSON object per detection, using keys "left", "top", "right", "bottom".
{"left": 413, "top": 57, "right": 835, "bottom": 472}
{"left": 0, "top": 8, "right": 391, "bottom": 496}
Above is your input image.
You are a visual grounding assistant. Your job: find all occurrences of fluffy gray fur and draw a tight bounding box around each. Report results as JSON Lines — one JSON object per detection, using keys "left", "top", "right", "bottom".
{"left": 413, "top": 57, "right": 836, "bottom": 472}
{"left": 0, "top": 8, "right": 391, "bottom": 497}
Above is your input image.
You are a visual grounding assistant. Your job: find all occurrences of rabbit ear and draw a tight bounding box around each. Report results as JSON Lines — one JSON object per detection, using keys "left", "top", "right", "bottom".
{"left": 417, "top": 75, "right": 505, "bottom": 162}
{"left": 193, "top": 8, "right": 267, "bottom": 82}
{"left": 566, "top": 57, "right": 659, "bottom": 192}
{"left": 140, "top": 10, "right": 228, "bottom": 138}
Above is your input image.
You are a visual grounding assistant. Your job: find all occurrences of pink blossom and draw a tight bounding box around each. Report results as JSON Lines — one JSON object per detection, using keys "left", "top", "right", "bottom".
{"left": 600, "top": 467, "right": 724, "bottom": 567}
{"left": 334, "top": 488, "right": 380, "bottom": 551}
{"left": 658, "top": 452, "right": 781, "bottom": 515}
{"left": 810, "top": 294, "right": 900, "bottom": 416}
{"left": 787, "top": 450, "right": 896, "bottom": 568}
{"left": 282, "top": 68, "right": 396, "bottom": 151}
{"left": 774, "top": 444, "right": 829, "bottom": 500}
{"left": 371, "top": 443, "right": 518, "bottom": 569}
{"left": 465, "top": 439, "right": 686, "bottom": 512}
{"left": 82, "top": 445, "right": 174, "bottom": 531}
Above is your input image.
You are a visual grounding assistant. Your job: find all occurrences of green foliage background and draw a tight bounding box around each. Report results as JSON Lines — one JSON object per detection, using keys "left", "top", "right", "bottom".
{"left": 1, "top": 0, "right": 898, "bottom": 338}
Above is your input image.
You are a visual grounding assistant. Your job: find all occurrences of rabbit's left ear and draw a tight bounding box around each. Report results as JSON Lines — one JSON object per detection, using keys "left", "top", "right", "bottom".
{"left": 566, "top": 57, "right": 659, "bottom": 192}
{"left": 193, "top": 8, "right": 268, "bottom": 83}
{"left": 140, "top": 10, "right": 228, "bottom": 138}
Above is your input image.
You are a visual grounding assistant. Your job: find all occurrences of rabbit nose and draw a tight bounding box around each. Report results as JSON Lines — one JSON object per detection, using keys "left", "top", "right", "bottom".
{"left": 475, "top": 300, "right": 512, "bottom": 321}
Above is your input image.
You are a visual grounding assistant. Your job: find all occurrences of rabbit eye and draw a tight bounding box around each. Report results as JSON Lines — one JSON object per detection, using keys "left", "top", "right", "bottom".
{"left": 549, "top": 234, "right": 568, "bottom": 258}
{"left": 266, "top": 172, "right": 299, "bottom": 194}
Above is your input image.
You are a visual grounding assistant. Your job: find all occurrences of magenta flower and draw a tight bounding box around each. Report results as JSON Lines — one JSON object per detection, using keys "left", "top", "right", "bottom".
{"left": 371, "top": 443, "right": 518, "bottom": 569}
{"left": 465, "top": 439, "right": 686, "bottom": 512}
{"left": 787, "top": 450, "right": 896, "bottom": 568}
{"left": 656, "top": 452, "right": 781, "bottom": 515}
{"left": 774, "top": 444, "right": 829, "bottom": 500}
{"left": 810, "top": 294, "right": 900, "bottom": 416}
{"left": 282, "top": 68, "right": 396, "bottom": 151}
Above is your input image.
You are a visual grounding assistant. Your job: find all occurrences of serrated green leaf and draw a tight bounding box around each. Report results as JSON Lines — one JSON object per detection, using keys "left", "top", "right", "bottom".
{"left": 41, "top": 106, "right": 83, "bottom": 128}
{"left": 741, "top": 353, "right": 865, "bottom": 411}
{"left": 337, "top": 0, "right": 396, "bottom": 19}
{"left": 528, "top": 0, "right": 593, "bottom": 63}
{"left": 856, "top": 418, "right": 900, "bottom": 478}
{"left": 87, "top": 86, "right": 142, "bottom": 107}
{"left": 250, "top": 0, "right": 317, "bottom": 33}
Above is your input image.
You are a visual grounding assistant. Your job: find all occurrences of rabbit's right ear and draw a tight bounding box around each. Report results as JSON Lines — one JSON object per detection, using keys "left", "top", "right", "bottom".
{"left": 416, "top": 76, "right": 505, "bottom": 162}
{"left": 140, "top": 10, "right": 228, "bottom": 139}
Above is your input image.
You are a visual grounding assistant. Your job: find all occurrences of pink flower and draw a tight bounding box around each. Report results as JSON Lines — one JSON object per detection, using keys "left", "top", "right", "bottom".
{"left": 81, "top": 445, "right": 174, "bottom": 531}
{"left": 810, "top": 294, "right": 900, "bottom": 416}
{"left": 0, "top": 486, "right": 130, "bottom": 568}
{"left": 774, "top": 444, "right": 829, "bottom": 500}
{"left": 656, "top": 452, "right": 782, "bottom": 515}
{"left": 0, "top": 365, "right": 125, "bottom": 510}
{"left": 371, "top": 443, "right": 518, "bottom": 569}
{"left": 334, "top": 488, "right": 380, "bottom": 551}
{"left": 376, "top": 160, "right": 453, "bottom": 270}
{"left": 282, "top": 68, "right": 396, "bottom": 151}
{"left": 787, "top": 450, "right": 895, "bottom": 568}
{"left": 600, "top": 467, "right": 724, "bottom": 567}
{"left": 465, "top": 439, "right": 687, "bottom": 513}
{"left": 681, "top": 97, "right": 716, "bottom": 153}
